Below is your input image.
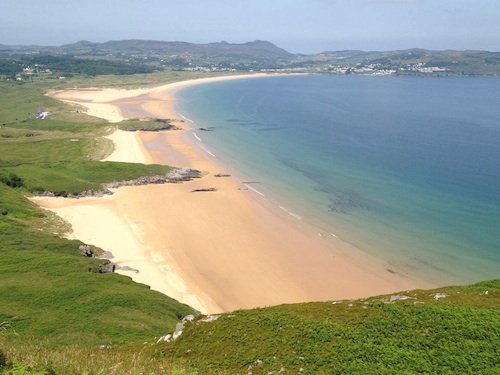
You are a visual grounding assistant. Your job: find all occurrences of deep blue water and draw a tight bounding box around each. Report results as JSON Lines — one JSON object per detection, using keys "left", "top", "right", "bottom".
{"left": 176, "top": 75, "right": 500, "bottom": 284}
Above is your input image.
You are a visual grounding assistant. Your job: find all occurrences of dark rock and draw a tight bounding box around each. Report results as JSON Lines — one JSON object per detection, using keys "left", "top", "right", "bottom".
{"left": 79, "top": 244, "right": 93, "bottom": 257}
{"left": 105, "top": 168, "right": 202, "bottom": 189}
{"left": 98, "top": 261, "right": 116, "bottom": 274}
{"left": 191, "top": 188, "right": 216, "bottom": 192}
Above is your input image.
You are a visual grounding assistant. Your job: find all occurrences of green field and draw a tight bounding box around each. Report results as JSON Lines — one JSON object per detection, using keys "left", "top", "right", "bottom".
{"left": 0, "top": 73, "right": 498, "bottom": 374}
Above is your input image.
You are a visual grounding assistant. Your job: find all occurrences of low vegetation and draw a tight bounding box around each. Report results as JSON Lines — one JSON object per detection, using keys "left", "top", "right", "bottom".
{"left": 117, "top": 119, "right": 178, "bottom": 132}
{"left": 0, "top": 55, "right": 155, "bottom": 79}
{"left": 1, "top": 280, "right": 498, "bottom": 374}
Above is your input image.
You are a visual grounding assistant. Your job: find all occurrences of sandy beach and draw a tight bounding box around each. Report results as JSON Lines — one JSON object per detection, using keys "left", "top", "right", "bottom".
{"left": 34, "top": 74, "right": 426, "bottom": 314}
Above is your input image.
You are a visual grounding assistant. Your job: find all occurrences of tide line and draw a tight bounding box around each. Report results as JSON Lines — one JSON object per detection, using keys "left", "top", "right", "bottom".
{"left": 243, "top": 184, "right": 265, "bottom": 197}
{"left": 279, "top": 206, "right": 302, "bottom": 220}
{"left": 179, "top": 114, "right": 194, "bottom": 123}
{"left": 199, "top": 145, "right": 215, "bottom": 157}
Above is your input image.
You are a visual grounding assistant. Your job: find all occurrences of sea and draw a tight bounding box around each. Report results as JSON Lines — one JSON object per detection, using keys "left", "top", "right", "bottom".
{"left": 175, "top": 74, "right": 500, "bottom": 285}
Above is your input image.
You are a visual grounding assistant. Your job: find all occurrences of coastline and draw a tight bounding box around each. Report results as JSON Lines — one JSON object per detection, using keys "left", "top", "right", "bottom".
{"left": 34, "top": 73, "right": 427, "bottom": 314}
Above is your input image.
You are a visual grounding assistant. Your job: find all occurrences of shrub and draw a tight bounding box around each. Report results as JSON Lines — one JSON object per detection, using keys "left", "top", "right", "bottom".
{"left": 0, "top": 173, "right": 24, "bottom": 188}
{"left": 0, "top": 348, "right": 6, "bottom": 367}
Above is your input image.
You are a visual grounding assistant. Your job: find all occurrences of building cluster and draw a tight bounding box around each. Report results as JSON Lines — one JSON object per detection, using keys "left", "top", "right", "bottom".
{"left": 323, "top": 62, "right": 448, "bottom": 76}
{"left": 403, "top": 62, "right": 448, "bottom": 73}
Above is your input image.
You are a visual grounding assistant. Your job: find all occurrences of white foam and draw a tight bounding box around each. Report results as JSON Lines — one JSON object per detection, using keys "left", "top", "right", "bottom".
{"left": 193, "top": 132, "right": 202, "bottom": 142}
{"left": 200, "top": 145, "right": 215, "bottom": 157}
{"left": 244, "top": 184, "right": 265, "bottom": 197}
{"left": 279, "top": 206, "right": 302, "bottom": 220}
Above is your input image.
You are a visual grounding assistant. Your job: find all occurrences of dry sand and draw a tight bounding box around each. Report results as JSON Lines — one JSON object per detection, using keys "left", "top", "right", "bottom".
{"left": 34, "top": 74, "right": 426, "bottom": 314}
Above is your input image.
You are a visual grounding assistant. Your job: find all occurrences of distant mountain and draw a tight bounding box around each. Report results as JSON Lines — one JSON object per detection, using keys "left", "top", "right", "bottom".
{"left": 57, "top": 39, "right": 292, "bottom": 60}
{"left": 1, "top": 40, "right": 499, "bottom": 76}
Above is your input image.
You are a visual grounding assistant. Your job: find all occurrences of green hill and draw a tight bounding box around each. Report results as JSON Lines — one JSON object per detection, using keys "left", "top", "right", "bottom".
{"left": 2, "top": 280, "right": 498, "bottom": 374}
{"left": 2, "top": 40, "right": 500, "bottom": 76}
{"left": 59, "top": 39, "right": 293, "bottom": 60}
{"left": 160, "top": 279, "right": 499, "bottom": 374}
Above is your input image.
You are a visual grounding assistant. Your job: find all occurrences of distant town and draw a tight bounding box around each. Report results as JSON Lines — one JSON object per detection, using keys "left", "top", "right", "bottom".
{"left": 1, "top": 40, "right": 499, "bottom": 81}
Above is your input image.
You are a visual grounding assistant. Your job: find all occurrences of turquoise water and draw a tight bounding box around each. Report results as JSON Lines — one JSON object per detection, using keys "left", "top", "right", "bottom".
{"left": 175, "top": 75, "right": 500, "bottom": 285}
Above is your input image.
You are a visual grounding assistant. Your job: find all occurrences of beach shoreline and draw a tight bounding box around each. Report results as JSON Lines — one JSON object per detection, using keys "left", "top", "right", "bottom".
{"left": 34, "top": 73, "right": 427, "bottom": 314}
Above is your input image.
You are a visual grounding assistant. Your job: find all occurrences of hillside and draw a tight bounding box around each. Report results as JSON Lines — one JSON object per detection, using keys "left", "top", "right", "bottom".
{"left": 302, "top": 48, "right": 500, "bottom": 75}
{"left": 1, "top": 40, "right": 500, "bottom": 77}
{"left": 2, "top": 280, "right": 498, "bottom": 374}
{"left": 58, "top": 39, "right": 292, "bottom": 60}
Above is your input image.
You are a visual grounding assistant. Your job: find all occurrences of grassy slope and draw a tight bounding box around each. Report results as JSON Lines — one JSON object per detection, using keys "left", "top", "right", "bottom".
{"left": 0, "top": 75, "right": 203, "bottom": 372}
{"left": 1, "top": 280, "right": 498, "bottom": 374}
{"left": 158, "top": 279, "right": 499, "bottom": 374}
{"left": 0, "top": 184, "right": 192, "bottom": 346}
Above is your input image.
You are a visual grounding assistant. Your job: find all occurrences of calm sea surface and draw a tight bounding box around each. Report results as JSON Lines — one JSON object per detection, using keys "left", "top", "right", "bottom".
{"left": 175, "top": 75, "right": 500, "bottom": 285}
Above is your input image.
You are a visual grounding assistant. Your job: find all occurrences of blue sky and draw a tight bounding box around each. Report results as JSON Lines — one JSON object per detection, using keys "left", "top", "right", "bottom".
{"left": 1, "top": 0, "right": 499, "bottom": 52}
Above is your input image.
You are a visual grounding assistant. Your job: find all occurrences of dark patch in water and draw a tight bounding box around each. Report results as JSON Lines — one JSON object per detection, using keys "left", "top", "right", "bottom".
{"left": 280, "top": 158, "right": 374, "bottom": 214}
{"left": 327, "top": 190, "right": 372, "bottom": 214}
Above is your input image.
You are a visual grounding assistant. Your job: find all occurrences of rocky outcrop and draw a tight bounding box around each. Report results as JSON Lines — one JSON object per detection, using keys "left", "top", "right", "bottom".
{"left": 389, "top": 294, "right": 411, "bottom": 303}
{"left": 79, "top": 243, "right": 117, "bottom": 274}
{"left": 200, "top": 314, "right": 220, "bottom": 323}
{"left": 37, "top": 189, "right": 112, "bottom": 198}
{"left": 105, "top": 168, "right": 202, "bottom": 189}
{"left": 433, "top": 293, "right": 448, "bottom": 300}
{"left": 79, "top": 244, "right": 93, "bottom": 257}
{"left": 157, "top": 314, "right": 196, "bottom": 343}
{"left": 34, "top": 168, "right": 202, "bottom": 198}
{"left": 98, "top": 261, "right": 116, "bottom": 274}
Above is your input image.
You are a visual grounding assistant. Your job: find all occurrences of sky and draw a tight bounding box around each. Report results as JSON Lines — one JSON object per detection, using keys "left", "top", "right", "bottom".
{"left": 1, "top": 0, "right": 499, "bottom": 53}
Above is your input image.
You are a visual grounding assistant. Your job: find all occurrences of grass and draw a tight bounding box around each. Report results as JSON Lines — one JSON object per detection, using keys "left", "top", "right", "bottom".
{"left": 0, "top": 183, "right": 193, "bottom": 345}
{"left": 118, "top": 119, "right": 177, "bottom": 132}
{"left": 0, "top": 119, "right": 173, "bottom": 196}
{"left": 1, "top": 280, "right": 498, "bottom": 374}
{"left": 157, "top": 280, "right": 500, "bottom": 374}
